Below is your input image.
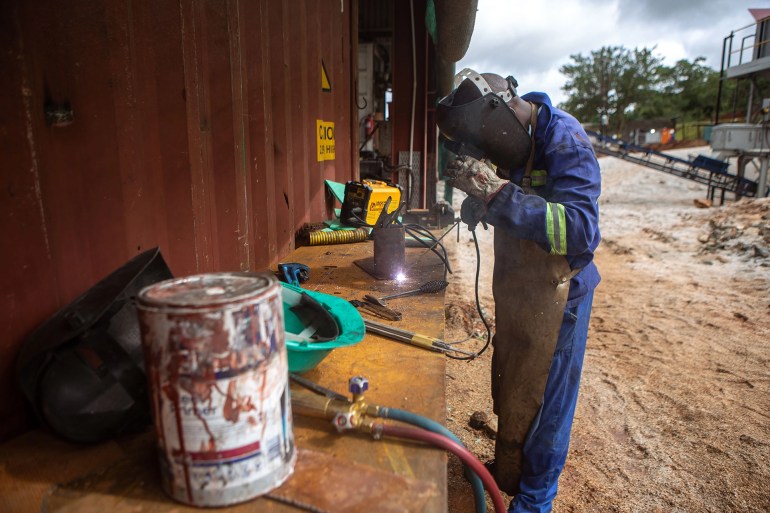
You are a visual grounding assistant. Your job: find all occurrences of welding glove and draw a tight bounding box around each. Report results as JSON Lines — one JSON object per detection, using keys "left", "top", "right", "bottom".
{"left": 445, "top": 156, "right": 508, "bottom": 203}
{"left": 460, "top": 196, "right": 488, "bottom": 231}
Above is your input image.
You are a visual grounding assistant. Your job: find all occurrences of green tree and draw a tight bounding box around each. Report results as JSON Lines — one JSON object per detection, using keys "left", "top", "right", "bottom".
{"left": 653, "top": 57, "right": 720, "bottom": 121}
{"left": 559, "top": 46, "right": 768, "bottom": 139}
{"left": 560, "top": 46, "right": 663, "bottom": 133}
{"left": 558, "top": 46, "right": 618, "bottom": 126}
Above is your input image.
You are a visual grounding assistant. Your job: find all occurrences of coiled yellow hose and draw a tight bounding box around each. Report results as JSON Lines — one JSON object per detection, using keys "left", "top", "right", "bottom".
{"left": 307, "top": 228, "right": 369, "bottom": 246}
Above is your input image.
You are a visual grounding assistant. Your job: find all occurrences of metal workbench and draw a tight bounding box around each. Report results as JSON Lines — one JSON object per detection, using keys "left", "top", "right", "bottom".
{"left": 0, "top": 240, "right": 449, "bottom": 513}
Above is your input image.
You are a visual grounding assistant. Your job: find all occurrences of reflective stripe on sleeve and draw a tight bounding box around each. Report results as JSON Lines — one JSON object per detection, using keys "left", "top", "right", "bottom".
{"left": 530, "top": 169, "right": 547, "bottom": 187}
{"left": 546, "top": 202, "right": 567, "bottom": 255}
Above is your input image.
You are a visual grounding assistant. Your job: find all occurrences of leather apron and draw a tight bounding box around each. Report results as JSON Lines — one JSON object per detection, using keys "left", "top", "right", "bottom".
{"left": 491, "top": 103, "right": 575, "bottom": 495}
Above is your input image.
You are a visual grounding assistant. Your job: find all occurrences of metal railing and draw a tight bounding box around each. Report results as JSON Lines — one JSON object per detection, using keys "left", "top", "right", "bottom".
{"left": 715, "top": 15, "right": 770, "bottom": 125}
{"left": 722, "top": 17, "right": 770, "bottom": 70}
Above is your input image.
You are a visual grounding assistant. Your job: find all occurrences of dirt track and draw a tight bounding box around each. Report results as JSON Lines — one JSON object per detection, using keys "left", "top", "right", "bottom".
{"left": 443, "top": 148, "right": 770, "bottom": 512}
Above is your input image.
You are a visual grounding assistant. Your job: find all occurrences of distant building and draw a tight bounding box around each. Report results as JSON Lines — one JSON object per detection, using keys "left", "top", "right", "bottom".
{"left": 625, "top": 119, "right": 676, "bottom": 146}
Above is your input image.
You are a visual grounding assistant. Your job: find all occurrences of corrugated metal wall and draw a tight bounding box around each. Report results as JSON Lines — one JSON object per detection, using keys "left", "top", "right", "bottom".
{"left": 0, "top": 0, "right": 356, "bottom": 440}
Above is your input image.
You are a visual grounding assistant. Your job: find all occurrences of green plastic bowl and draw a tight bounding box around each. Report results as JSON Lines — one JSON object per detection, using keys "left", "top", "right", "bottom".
{"left": 281, "top": 282, "right": 365, "bottom": 373}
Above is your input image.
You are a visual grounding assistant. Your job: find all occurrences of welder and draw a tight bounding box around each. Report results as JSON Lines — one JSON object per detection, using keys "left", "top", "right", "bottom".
{"left": 437, "top": 69, "right": 601, "bottom": 513}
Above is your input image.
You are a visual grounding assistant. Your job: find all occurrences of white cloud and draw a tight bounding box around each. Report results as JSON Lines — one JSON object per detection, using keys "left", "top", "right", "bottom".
{"left": 458, "top": 0, "right": 765, "bottom": 106}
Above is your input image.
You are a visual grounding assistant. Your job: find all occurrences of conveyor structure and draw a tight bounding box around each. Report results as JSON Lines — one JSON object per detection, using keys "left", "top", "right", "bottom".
{"left": 586, "top": 130, "right": 760, "bottom": 204}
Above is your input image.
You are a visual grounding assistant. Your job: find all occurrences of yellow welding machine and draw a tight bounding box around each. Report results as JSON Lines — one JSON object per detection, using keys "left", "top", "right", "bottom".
{"left": 340, "top": 179, "right": 403, "bottom": 227}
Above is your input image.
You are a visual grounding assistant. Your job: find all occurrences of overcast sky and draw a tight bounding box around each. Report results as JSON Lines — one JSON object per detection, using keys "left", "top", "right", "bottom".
{"left": 458, "top": 0, "right": 769, "bottom": 106}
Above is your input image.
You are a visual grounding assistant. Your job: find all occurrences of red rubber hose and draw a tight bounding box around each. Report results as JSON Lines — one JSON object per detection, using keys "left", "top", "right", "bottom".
{"left": 375, "top": 422, "right": 506, "bottom": 513}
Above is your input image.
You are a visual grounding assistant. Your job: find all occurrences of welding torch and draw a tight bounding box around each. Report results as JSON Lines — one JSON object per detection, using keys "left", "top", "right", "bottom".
{"left": 363, "top": 319, "right": 475, "bottom": 357}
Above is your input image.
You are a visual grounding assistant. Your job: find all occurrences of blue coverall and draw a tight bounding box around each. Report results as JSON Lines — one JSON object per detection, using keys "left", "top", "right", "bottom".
{"left": 484, "top": 92, "right": 602, "bottom": 513}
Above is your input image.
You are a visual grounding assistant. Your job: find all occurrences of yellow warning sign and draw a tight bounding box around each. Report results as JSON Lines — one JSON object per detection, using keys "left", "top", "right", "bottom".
{"left": 321, "top": 60, "right": 332, "bottom": 92}
{"left": 317, "top": 120, "right": 335, "bottom": 161}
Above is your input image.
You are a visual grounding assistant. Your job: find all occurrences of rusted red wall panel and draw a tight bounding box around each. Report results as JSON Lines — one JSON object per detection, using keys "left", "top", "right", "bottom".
{"left": 289, "top": 2, "right": 311, "bottom": 232}
{"left": 333, "top": 1, "right": 355, "bottom": 188}
{"left": 0, "top": 4, "right": 61, "bottom": 440}
{"left": 309, "top": 2, "right": 328, "bottom": 218}
{"left": 130, "top": 1, "right": 198, "bottom": 277}
{"left": 243, "top": 1, "right": 278, "bottom": 270}
{"left": 392, "top": 0, "right": 429, "bottom": 207}
{"left": 267, "top": 1, "right": 296, "bottom": 260}
{"left": 0, "top": 0, "right": 354, "bottom": 440}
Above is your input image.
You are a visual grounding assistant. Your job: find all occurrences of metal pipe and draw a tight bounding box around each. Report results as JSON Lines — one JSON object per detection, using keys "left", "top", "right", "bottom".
{"left": 747, "top": 80, "right": 754, "bottom": 124}
{"left": 290, "top": 388, "right": 351, "bottom": 420}
{"left": 409, "top": 0, "right": 416, "bottom": 207}
{"left": 364, "top": 319, "right": 477, "bottom": 356}
{"left": 715, "top": 35, "right": 729, "bottom": 125}
{"left": 740, "top": 34, "right": 754, "bottom": 65}
{"left": 758, "top": 155, "right": 769, "bottom": 198}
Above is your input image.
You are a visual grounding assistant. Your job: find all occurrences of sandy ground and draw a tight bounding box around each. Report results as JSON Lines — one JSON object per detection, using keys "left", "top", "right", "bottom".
{"left": 441, "top": 147, "right": 770, "bottom": 513}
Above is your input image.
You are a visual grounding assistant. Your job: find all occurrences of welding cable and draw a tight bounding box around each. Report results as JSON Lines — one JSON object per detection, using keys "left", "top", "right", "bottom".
{"left": 372, "top": 423, "right": 506, "bottom": 513}
{"left": 290, "top": 373, "right": 351, "bottom": 403}
{"left": 424, "top": 220, "right": 464, "bottom": 283}
{"left": 377, "top": 407, "right": 486, "bottom": 513}
{"left": 431, "top": 219, "right": 462, "bottom": 246}
{"left": 404, "top": 220, "right": 460, "bottom": 251}
{"left": 411, "top": 223, "right": 453, "bottom": 266}
{"left": 470, "top": 228, "right": 492, "bottom": 353}
{"left": 346, "top": 207, "right": 374, "bottom": 228}
{"left": 404, "top": 224, "right": 448, "bottom": 268}
{"left": 443, "top": 333, "right": 475, "bottom": 345}
{"left": 445, "top": 228, "right": 492, "bottom": 361}
{"left": 403, "top": 223, "right": 452, "bottom": 276}
{"left": 404, "top": 222, "right": 450, "bottom": 255}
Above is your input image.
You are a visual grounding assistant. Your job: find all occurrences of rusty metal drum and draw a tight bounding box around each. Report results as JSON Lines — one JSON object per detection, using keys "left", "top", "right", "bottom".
{"left": 136, "top": 272, "right": 295, "bottom": 507}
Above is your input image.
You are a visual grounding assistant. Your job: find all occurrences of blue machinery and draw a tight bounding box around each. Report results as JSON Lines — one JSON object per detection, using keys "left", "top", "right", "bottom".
{"left": 586, "top": 130, "right": 762, "bottom": 204}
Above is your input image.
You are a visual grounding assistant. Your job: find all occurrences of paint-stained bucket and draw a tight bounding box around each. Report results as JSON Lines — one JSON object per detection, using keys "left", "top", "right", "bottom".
{"left": 136, "top": 272, "right": 295, "bottom": 507}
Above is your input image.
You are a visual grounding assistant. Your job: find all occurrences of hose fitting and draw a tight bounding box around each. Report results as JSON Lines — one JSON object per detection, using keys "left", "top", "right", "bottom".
{"left": 290, "top": 376, "right": 377, "bottom": 433}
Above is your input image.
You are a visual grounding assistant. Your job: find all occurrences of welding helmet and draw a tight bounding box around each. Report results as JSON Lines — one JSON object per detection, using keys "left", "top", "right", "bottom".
{"left": 15, "top": 248, "right": 173, "bottom": 442}
{"left": 436, "top": 68, "right": 532, "bottom": 170}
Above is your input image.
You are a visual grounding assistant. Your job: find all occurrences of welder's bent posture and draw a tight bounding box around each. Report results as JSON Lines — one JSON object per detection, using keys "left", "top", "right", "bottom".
{"left": 437, "top": 70, "right": 601, "bottom": 513}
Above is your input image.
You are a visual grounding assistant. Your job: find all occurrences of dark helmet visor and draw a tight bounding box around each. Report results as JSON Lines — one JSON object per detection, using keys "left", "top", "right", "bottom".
{"left": 437, "top": 87, "right": 532, "bottom": 171}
